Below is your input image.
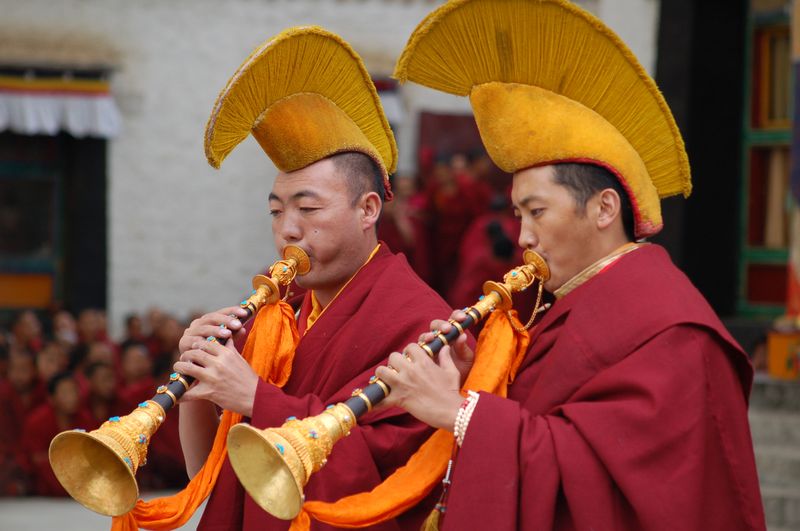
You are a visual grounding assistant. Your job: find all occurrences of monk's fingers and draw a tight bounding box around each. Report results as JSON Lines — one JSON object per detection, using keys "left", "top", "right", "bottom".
{"left": 387, "top": 351, "right": 407, "bottom": 372}
{"left": 375, "top": 365, "right": 398, "bottom": 387}
{"left": 451, "top": 334, "right": 474, "bottom": 363}
{"left": 418, "top": 330, "right": 435, "bottom": 343}
{"left": 178, "top": 348, "right": 216, "bottom": 368}
{"left": 201, "top": 306, "right": 248, "bottom": 325}
{"left": 200, "top": 339, "right": 236, "bottom": 357}
{"left": 189, "top": 324, "right": 234, "bottom": 343}
{"left": 429, "top": 319, "right": 453, "bottom": 334}
{"left": 404, "top": 343, "right": 436, "bottom": 367}
{"left": 180, "top": 309, "right": 245, "bottom": 352}
{"left": 437, "top": 346, "right": 458, "bottom": 373}
{"left": 449, "top": 309, "right": 468, "bottom": 323}
{"left": 173, "top": 359, "right": 205, "bottom": 380}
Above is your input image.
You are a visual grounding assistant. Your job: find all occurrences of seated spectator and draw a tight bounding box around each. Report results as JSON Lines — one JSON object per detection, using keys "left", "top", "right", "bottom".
{"left": 86, "top": 341, "right": 116, "bottom": 367}
{"left": 9, "top": 310, "right": 43, "bottom": 356}
{"left": 150, "top": 316, "right": 182, "bottom": 362}
{"left": 122, "top": 313, "right": 146, "bottom": 344}
{"left": 76, "top": 309, "right": 105, "bottom": 346}
{"left": 118, "top": 341, "right": 154, "bottom": 408}
{"left": 35, "top": 342, "right": 68, "bottom": 392}
{"left": 378, "top": 174, "right": 432, "bottom": 282}
{"left": 84, "top": 362, "right": 126, "bottom": 429}
{"left": 0, "top": 350, "right": 45, "bottom": 495}
{"left": 52, "top": 310, "right": 78, "bottom": 351}
{"left": 19, "top": 372, "right": 93, "bottom": 496}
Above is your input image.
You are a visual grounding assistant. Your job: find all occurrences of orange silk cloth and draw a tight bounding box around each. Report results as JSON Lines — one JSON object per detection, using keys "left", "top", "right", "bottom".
{"left": 110, "top": 301, "right": 299, "bottom": 531}
{"left": 290, "top": 309, "right": 530, "bottom": 529}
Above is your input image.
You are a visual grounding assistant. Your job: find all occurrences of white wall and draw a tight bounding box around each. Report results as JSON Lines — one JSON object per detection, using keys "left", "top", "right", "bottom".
{"left": 0, "top": 0, "right": 660, "bottom": 336}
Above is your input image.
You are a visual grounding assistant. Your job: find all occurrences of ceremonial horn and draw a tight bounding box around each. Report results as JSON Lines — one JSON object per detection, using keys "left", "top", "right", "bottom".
{"left": 226, "top": 249, "right": 549, "bottom": 520}
{"left": 48, "top": 245, "right": 311, "bottom": 516}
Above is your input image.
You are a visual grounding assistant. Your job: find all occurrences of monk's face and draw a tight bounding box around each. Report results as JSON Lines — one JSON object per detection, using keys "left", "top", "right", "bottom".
{"left": 51, "top": 378, "right": 80, "bottom": 416}
{"left": 512, "top": 165, "right": 603, "bottom": 292}
{"left": 8, "top": 353, "right": 36, "bottom": 393}
{"left": 269, "top": 158, "right": 372, "bottom": 292}
{"left": 89, "top": 364, "right": 116, "bottom": 400}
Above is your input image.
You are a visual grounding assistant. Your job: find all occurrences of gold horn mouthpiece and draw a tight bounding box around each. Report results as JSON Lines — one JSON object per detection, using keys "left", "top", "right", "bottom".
{"left": 226, "top": 250, "right": 549, "bottom": 519}
{"left": 48, "top": 245, "right": 310, "bottom": 516}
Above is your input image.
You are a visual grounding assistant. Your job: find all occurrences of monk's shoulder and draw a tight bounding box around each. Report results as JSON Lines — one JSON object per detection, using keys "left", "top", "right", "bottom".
{"left": 369, "top": 251, "right": 452, "bottom": 312}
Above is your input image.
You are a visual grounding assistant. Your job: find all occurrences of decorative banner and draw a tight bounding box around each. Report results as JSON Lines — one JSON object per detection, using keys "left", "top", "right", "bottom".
{"left": 0, "top": 73, "right": 121, "bottom": 138}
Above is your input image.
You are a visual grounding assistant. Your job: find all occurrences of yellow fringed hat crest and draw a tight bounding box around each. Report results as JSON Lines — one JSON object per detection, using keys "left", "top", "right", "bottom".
{"left": 394, "top": 0, "right": 691, "bottom": 237}
{"left": 206, "top": 26, "right": 397, "bottom": 199}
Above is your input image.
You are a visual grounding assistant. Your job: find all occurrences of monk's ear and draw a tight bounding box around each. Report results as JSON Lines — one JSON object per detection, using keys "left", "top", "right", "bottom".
{"left": 359, "top": 191, "right": 382, "bottom": 229}
{"left": 595, "top": 188, "right": 621, "bottom": 230}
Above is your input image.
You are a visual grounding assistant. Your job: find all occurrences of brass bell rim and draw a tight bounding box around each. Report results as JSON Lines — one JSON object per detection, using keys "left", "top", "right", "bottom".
{"left": 49, "top": 430, "right": 139, "bottom": 517}
{"left": 227, "top": 423, "right": 304, "bottom": 520}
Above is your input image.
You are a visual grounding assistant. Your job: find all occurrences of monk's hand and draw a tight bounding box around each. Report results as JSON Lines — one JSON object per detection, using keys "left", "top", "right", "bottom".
{"left": 178, "top": 306, "right": 248, "bottom": 354}
{"left": 416, "top": 309, "right": 474, "bottom": 385}
{"left": 174, "top": 338, "right": 257, "bottom": 417}
{"left": 375, "top": 343, "right": 464, "bottom": 431}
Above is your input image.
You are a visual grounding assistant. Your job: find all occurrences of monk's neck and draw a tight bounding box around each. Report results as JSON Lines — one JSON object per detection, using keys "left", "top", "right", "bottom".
{"left": 554, "top": 241, "right": 644, "bottom": 299}
{"left": 313, "top": 287, "right": 339, "bottom": 309}
{"left": 312, "top": 242, "right": 380, "bottom": 308}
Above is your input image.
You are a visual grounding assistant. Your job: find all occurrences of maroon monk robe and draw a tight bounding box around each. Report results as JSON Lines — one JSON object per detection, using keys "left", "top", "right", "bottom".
{"left": 199, "top": 244, "right": 467, "bottom": 530}
{"left": 443, "top": 244, "right": 765, "bottom": 531}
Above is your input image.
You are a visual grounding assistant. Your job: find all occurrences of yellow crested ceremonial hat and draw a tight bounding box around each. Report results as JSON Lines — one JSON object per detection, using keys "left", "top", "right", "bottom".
{"left": 205, "top": 26, "right": 397, "bottom": 199}
{"left": 394, "top": 0, "right": 691, "bottom": 237}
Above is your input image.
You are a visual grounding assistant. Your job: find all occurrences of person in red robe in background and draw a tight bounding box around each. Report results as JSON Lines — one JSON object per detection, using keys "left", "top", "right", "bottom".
{"left": 379, "top": 1, "right": 766, "bottom": 529}
{"left": 173, "top": 27, "right": 470, "bottom": 531}
{"left": 18, "top": 371, "right": 94, "bottom": 496}
{"left": 117, "top": 340, "right": 155, "bottom": 408}
{"left": 51, "top": 310, "right": 79, "bottom": 352}
{"left": 83, "top": 361, "right": 127, "bottom": 429}
{"left": 35, "top": 341, "right": 68, "bottom": 397}
{"left": 0, "top": 350, "right": 46, "bottom": 495}
{"left": 447, "top": 193, "right": 539, "bottom": 329}
{"left": 377, "top": 174, "right": 432, "bottom": 283}
{"left": 424, "top": 157, "right": 487, "bottom": 296}
{"left": 9, "top": 310, "right": 44, "bottom": 356}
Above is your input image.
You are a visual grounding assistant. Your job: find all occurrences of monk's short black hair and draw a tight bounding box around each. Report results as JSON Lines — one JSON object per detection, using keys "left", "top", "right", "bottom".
{"left": 47, "top": 370, "right": 75, "bottom": 396}
{"left": 330, "top": 152, "right": 386, "bottom": 206}
{"left": 552, "top": 163, "right": 635, "bottom": 242}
